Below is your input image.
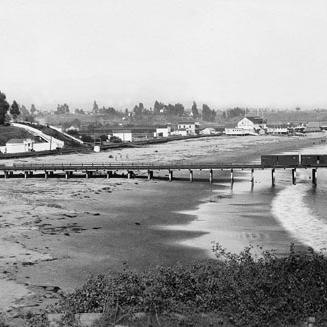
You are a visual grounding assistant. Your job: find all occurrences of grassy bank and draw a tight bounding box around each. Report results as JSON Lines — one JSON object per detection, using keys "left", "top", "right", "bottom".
{"left": 23, "top": 245, "right": 327, "bottom": 327}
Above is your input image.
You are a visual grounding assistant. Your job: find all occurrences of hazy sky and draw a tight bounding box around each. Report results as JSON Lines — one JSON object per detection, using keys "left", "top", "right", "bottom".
{"left": 0, "top": 0, "right": 326, "bottom": 110}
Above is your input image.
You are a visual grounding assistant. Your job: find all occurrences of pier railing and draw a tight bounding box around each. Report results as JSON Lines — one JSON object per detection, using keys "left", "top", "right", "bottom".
{"left": 0, "top": 160, "right": 324, "bottom": 185}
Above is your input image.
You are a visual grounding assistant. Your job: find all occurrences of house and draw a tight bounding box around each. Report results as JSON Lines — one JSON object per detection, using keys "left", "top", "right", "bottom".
{"left": 305, "top": 122, "right": 321, "bottom": 133}
{"left": 320, "top": 122, "right": 327, "bottom": 131}
{"left": 171, "top": 128, "right": 188, "bottom": 137}
{"left": 236, "top": 116, "right": 267, "bottom": 134}
{"left": 177, "top": 121, "right": 200, "bottom": 135}
{"left": 293, "top": 123, "right": 306, "bottom": 133}
{"left": 225, "top": 128, "right": 251, "bottom": 136}
{"left": 0, "top": 138, "right": 57, "bottom": 154}
{"left": 65, "top": 125, "right": 80, "bottom": 132}
{"left": 155, "top": 125, "right": 171, "bottom": 138}
{"left": 111, "top": 127, "right": 156, "bottom": 142}
{"left": 266, "top": 124, "right": 289, "bottom": 135}
{"left": 200, "top": 127, "right": 218, "bottom": 135}
{"left": 4, "top": 138, "right": 34, "bottom": 153}
{"left": 266, "top": 127, "right": 289, "bottom": 135}
{"left": 112, "top": 129, "right": 133, "bottom": 142}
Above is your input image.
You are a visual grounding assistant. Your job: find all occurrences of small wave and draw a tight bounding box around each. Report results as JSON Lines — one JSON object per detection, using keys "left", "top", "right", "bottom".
{"left": 271, "top": 184, "right": 327, "bottom": 252}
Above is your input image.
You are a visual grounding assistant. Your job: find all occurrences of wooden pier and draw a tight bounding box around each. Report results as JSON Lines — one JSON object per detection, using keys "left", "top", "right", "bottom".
{"left": 0, "top": 160, "right": 325, "bottom": 185}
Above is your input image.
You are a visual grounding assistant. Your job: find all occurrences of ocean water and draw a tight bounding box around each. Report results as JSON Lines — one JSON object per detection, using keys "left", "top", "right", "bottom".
{"left": 162, "top": 142, "right": 327, "bottom": 256}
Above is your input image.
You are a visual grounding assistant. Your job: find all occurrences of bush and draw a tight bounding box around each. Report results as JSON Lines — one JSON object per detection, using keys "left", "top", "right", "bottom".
{"left": 57, "top": 245, "right": 327, "bottom": 326}
{"left": 109, "top": 136, "right": 122, "bottom": 143}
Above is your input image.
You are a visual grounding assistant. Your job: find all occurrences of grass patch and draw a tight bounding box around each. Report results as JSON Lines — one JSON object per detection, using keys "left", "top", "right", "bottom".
{"left": 51, "top": 244, "right": 327, "bottom": 326}
{"left": 0, "top": 126, "right": 35, "bottom": 145}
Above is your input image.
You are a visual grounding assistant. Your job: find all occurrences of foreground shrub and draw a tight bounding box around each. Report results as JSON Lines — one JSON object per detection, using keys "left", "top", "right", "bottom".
{"left": 58, "top": 244, "right": 327, "bottom": 326}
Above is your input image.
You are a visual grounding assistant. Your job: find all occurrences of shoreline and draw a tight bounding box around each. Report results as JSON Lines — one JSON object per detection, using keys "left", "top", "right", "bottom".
{"left": 0, "top": 132, "right": 326, "bottom": 319}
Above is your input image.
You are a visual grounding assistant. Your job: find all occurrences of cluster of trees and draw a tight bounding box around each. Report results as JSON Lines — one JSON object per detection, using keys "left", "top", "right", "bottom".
{"left": 222, "top": 107, "right": 245, "bottom": 119}
{"left": 91, "top": 101, "right": 121, "bottom": 117}
{"left": 55, "top": 103, "right": 70, "bottom": 114}
{"left": 190, "top": 102, "right": 216, "bottom": 121}
{"left": 134, "top": 100, "right": 216, "bottom": 122}
{"left": 53, "top": 99, "right": 218, "bottom": 122}
{"left": 153, "top": 101, "right": 185, "bottom": 116}
{"left": 0, "top": 91, "right": 36, "bottom": 125}
{"left": 202, "top": 104, "right": 216, "bottom": 121}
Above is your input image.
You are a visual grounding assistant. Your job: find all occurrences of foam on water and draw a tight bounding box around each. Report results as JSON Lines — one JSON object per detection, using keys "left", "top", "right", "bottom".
{"left": 271, "top": 183, "right": 327, "bottom": 252}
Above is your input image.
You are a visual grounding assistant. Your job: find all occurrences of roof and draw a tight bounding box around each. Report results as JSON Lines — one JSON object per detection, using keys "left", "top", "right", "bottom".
{"left": 201, "top": 127, "right": 216, "bottom": 131}
{"left": 6, "top": 138, "right": 25, "bottom": 144}
{"left": 113, "top": 128, "right": 155, "bottom": 133}
{"left": 306, "top": 122, "right": 320, "bottom": 128}
{"left": 244, "top": 116, "right": 266, "bottom": 124}
{"left": 178, "top": 121, "right": 196, "bottom": 125}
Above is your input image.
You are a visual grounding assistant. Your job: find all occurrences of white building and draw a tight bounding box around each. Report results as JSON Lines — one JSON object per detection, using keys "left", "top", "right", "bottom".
{"left": 200, "top": 127, "right": 217, "bottom": 135}
{"left": 171, "top": 129, "right": 188, "bottom": 137}
{"left": 236, "top": 117, "right": 267, "bottom": 134}
{"left": 225, "top": 128, "right": 251, "bottom": 136}
{"left": 11, "top": 123, "right": 65, "bottom": 149}
{"left": 112, "top": 129, "right": 133, "bottom": 142}
{"left": 5, "top": 139, "right": 34, "bottom": 153}
{"left": 0, "top": 138, "right": 54, "bottom": 154}
{"left": 266, "top": 127, "right": 289, "bottom": 135}
{"left": 111, "top": 128, "right": 156, "bottom": 142}
{"left": 177, "top": 122, "right": 200, "bottom": 135}
{"left": 155, "top": 125, "right": 171, "bottom": 138}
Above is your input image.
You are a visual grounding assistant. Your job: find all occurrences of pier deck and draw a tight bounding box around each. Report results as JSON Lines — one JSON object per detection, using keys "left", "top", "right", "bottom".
{"left": 0, "top": 161, "right": 324, "bottom": 185}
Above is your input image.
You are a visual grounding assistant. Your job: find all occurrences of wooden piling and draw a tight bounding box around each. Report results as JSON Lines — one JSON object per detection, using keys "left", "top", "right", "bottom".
{"left": 271, "top": 168, "right": 275, "bottom": 187}
{"left": 312, "top": 168, "right": 317, "bottom": 185}
{"left": 251, "top": 168, "right": 254, "bottom": 184}
{"left": 147, "top": 170, "right": 153, "bottom": 180}
{"left": 292, "top": 168, "right": 296, "bottom": 185}
{"left": 189, "top": 170, "right": 193, "bottom": 182}
{"left": 168, "top": 170, "right": 173, "bottom": 182}
{"left": 209, "top": 169, "right": 213, "bottom": 184}
{"left": 230, "top": 169, "right": 234, "bottom": 183}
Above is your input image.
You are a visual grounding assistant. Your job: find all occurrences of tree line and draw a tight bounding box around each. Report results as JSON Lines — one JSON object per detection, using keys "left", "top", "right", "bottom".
{"left": 0, "top": 91, "right": 36, "bottom": 125}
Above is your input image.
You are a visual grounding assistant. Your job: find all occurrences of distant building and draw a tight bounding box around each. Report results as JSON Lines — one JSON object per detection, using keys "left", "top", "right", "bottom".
{"left": 236, "top": 116, "right": 267, "bottom": 134}
{"left": 0, "top": 138, "right": 54, "bottom": 154}
{"left": 177, "top": 121, "right": 200, "bottom": 135}
{"left": 111, "top": 128, "right": 156, "bottom": 142}
{"left": 65, "top": 125, "right": 80, "bottom": 132}
{"left": 305, "top": 122, "right": 321, "bottom": 133}
{"left": 5, "top": 138, "right": 34, "bottom": 153}
{"left": 225, "top": 128, "right": 251, "bottom": 136}
{"left": 266, "top": 127, "right": 289, "bottom": 135}
{"left": 199, "top": 127, "right": 218, "bottom": 135}
{"left": 171, "top": 128, "right": 188, "bottom": 137}
{"left": 155, "top": 125, "right": 171, "bottom": 138}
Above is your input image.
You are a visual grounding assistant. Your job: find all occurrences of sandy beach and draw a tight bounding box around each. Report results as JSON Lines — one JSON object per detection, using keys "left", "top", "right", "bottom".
{"left": 0, "top": 133, "right": 326, "bottom": 319}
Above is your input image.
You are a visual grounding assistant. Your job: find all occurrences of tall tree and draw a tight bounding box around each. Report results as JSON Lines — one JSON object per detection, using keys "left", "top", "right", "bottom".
{"left": 0, "top": 91, "right": 10, "bottom": 125}
{"left": 92, "top": 101, "right": 99, "bottom": 114}
{"left": 191, "top": 101, "right": 199, "bottom": 118}
{"left": 154, "top": 100, "right": 165, "bottom": 114}
{"left": 174, "top": 103, "right": 185, "bottom": 116}
{"left": 202, "top": 104, "right": 216, "bottom": 122}
{"left": 56, "top": 104, "right": 70, "bottom": 114}
{"left": 30, "top": 104, "right": 37, "bottom": 115}
{"left": 10, "top": 100, "right": 20, "bottom": 121}
{"left": 20, "top": 105, "right": 34, "bottom": 122}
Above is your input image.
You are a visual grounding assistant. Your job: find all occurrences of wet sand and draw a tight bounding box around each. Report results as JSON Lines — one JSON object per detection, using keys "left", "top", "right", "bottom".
{"left": 0, "top": 133, "right": 326, "bottom": 316}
